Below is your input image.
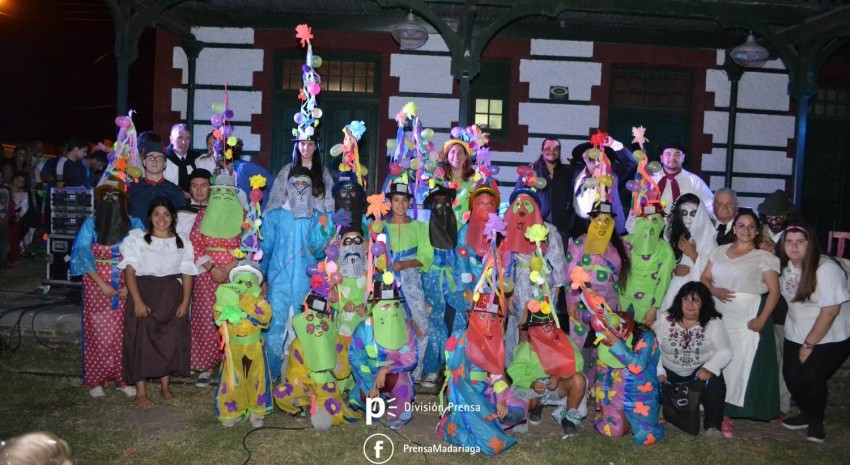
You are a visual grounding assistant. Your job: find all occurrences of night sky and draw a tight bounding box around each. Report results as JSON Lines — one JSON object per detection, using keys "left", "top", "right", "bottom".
{"left": 0, "top": 0, "right": 154, "bottom": 151}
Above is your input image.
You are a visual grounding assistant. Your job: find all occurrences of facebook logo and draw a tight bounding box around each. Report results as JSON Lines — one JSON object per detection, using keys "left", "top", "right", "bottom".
{"left": 363, "top": 433, "right": 394, "bottom": 464}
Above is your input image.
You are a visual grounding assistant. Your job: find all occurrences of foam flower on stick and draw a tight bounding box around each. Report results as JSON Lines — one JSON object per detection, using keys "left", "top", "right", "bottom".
{"left": 240, "top": 174, "right": 266, "bottom": 262}
{"left": 570, "top": 265, "right": 633, "bottom": 347}
{"left": 292, "top": 24, "right": 324, "bottom": 142}
{"left": 331, "top": 121, "right": 368, "bottom": 187}
{"left": 524, "top": 224, "right": 549, "bottom": 244}
{"left": 366, "top": 193, "right": 390, "bottom": 220}
{"left": 484, "top": 213, "right": 506, "bottom": 242}
{"left": 210, "top": 83, "right": 236, "bottom": 163}
{"left": 106, "top": 110, "right": 143, "bottom": 183}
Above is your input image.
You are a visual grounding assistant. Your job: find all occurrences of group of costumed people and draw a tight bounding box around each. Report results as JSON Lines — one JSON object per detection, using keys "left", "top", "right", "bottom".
{"left": 71, "top": 24, "right": 840, "bottom": 456}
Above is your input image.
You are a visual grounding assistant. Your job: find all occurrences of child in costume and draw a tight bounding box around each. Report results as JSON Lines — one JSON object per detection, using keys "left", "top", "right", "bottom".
{"left": 189, "top": 173, "right": 246, "bottom": 387}
{"left": 214, "top": 263, "right": 273, "bottom": 428}
{"left": 331, "top": 229, "right": 369, "bottom": 341}
{"left": 420, "top": 185, "right": 471, "bottom": 387}
{"left": 260, "top": 167, "right": 331, "bottom": 380}
{"left": 274, "top": 292, "right": 360, "bottom": 430}
{"left": 437, "top": 214, "right": 526, "bottom": 455}
{"left": 349, "top": 283, "right": 419, "bottom": 429}
{"left": 507, "top": 304, "right": 587, "bottom": 438}
{"left": 383, "top": 181, "right": 432, "bottom": 381}
{"left": 595, "top": 322, "right": 665, "bottom": 445}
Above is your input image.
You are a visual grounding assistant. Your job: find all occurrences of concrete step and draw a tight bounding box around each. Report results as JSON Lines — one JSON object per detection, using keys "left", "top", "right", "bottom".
{"left": 0, "top": 301, "right": 82, "bottom": 344}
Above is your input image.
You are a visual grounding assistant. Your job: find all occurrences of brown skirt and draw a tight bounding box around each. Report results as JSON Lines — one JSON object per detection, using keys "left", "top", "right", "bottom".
{"left": 123, "top": 275, "right": 190, "bottom": 383}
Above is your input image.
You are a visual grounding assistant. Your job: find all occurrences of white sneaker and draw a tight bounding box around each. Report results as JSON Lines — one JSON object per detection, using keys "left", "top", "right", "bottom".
{"left": 117, "top": 385, "right": 137, "bottom": 398}
{"left": 89, "top": 386, "right": 105, "bottom": 398}
{"left": 221, "top": 418, "right": 240, "bottom": 428}
{"left": 421, "top": 373, "right": 437, "bottom": 388}
{"left": 195, "top": 371, "right": 212, "bottom": 388}
{"left": 250, "top": 414, "right": 264, "bottom": 428}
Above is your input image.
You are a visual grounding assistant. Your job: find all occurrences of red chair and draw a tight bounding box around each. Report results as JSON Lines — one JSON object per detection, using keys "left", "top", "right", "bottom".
{"left": 827, "top": 231, "right": 850, "bottom": 258}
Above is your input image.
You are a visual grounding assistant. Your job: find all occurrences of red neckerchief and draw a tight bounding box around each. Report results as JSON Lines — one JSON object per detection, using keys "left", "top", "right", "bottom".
{"left": 657, "top": 169, "right": 681, "bottom": 202}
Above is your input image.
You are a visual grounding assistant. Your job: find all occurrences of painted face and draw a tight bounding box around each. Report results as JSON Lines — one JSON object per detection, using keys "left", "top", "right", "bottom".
{"left": 681, "top": 293, "right": 702, "bottom": 322}
{"left": 766, "top": 215, "right": 788, "bottom": 234}
{"left": 680, "top": 202, "right": 698, "bottom": 230}
{"left": 286, "top": 175, "right": 313, "bottom": 218}
{"left": 472, "top": 192, "right": 497, "bottom": 220}
{"left": 586, "top": 213, "right": 614, "bottom": 255}
{"left": 783, "top": 231, "right": 808, "bottom": 263}
{"left": 339, "top": 232, "right": 367, "bottom": 278}
{"left": 390, "top": 194, "right": 410, "bottom": 217}
{"left": 298, "top": 140, "right": 316, "bottom": 161}
{"left": 713, "top": 192, "right": 738, "bottom": 224}
{"left": 504, "top": 193, "right": 543, "bottom": 255}
{"left": 632, "top": 213, "right": 664, "bottom": 255}
{"left": 232, "top": 271, "right": 261, "bottom": 298}
{"left": 150, "top": 206, "right": 173, "bottom": 233}
{"left": 372, "top": 299, "right": 408, "bottom": 350}
{"left": 170, "top": 129, "right": 191, "bottom": 156}
{"left": 190, "top": 178, "right": 211, "bottom": 204}
{"left": 335, "top": 184, "right": 363, "bottom": 212}
{"left": 582, "top": 149, "right": 600, "bottom": 174}
{"left": 304, "top": 311, "right": 331, "bottom": 337}
{"left": 661, "top": 148, "right": 684, "bottom": 173}
{"left": 447, "top": 143, "right": 468, "bottom": 171}
{"left": 733, "top": 215, "right": 758, "bottom": 244}
{"left": 541, "top": 140, "right": 561, "bottom": 164}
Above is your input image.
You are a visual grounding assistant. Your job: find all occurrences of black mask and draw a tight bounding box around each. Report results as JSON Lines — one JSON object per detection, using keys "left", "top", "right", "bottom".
{"left": 335, "top": 184, "right": 365, "bottom": 229}
{"left": 95, "top": 196, "right": 130, "bottom": 246}
{"left": 428, "top": 195, "right": 457, "bottom": 249}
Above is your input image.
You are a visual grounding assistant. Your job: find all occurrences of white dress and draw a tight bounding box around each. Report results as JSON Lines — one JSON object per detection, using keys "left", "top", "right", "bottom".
{"left": 708, "top": 244, "right": 779, "bottom": 406}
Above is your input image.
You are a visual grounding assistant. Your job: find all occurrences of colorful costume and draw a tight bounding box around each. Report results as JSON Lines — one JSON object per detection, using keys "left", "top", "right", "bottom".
{"left": 620, "top": 212, "right": 674, "bottom": 324}
{"left": 214, "top": 265, "right": 273, "bottom": 427}
{"left": 260, "top": 169, "right": 331, "bottom": 380}
{"left": 383, "top": 182, "right": 433, "bottom": 380}
{"left": 70, "top": 177, "right": 144, "bottom": 390}
{"left": 349, "top": 289, "right": 418, "bottom": 428}
{"left": 274, "top": 293, "right": 360, "bottom": 429}
{"left": 421, "top": 185, "right": 470, "bottom": 378}
{"left": 595, "top": 329, "right": 665, "bottom": 445}
{"left": 189, "top": 176, "right": 245, "bottom": 373}
{"left": 503, "top": 187, "right": 567, "bottom": 366}
{"left": 437, "top": 222, "right": 525, "bottom": 455}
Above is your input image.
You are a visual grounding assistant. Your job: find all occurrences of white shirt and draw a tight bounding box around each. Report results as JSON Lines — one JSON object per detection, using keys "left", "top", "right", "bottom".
{"left": 194, "top": 154, "right": 217, "bottom": 174}
{"left": 653, "top": 316, "right": 733, "bottom": 377}
{"left": 709, "top": 244, "right": 779, "bottom": 294}
{"left": 780, "top": 257, "right": 850, "bottom": 344}
{"left": 164, "top": 153, "right": 193, "bottom": 187}
{"left": 118, "top": 229, "right": 198, "bottom": 277}
{"left": 651, "top": 169, "right": 714, "bottom": 217}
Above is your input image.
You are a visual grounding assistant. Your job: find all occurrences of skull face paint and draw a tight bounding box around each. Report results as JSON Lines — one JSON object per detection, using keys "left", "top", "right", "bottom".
{"left": 679, "top": 202, "right": 698, "bottom": 231}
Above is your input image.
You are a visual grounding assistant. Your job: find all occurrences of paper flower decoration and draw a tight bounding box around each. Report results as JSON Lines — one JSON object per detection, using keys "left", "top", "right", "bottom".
{"left": 216, "top": 306, "right": 247, "bottom": 325}
{"left": 348, "top": 120, "right": 367, "bottom": 140}
{"left": 484, "top": 213, "right": 506, "bottom": 240}
{"left": 295, "top": 24, "right": 313, "bottom": 47}
{"left": 331, "top": 209, "right": 352, "bottom": 230}
{"left": 570, "top": 266, "right": 592, "bottom": 289}
{"left": 402, "top": 101, "right": 418, "bottom": 117}
{"left": 366, "top": 193, "right": 390, "bottom": 219}
{"left": 524, "top": 224, "right": 549, "bottom": 244}
{"left": 631, "top": 126, "right": 649, "bottom": 147}
{"left": 590, "top": 130, "right": 608, "bottom": 147}
{"left": 249, "top": 174, "right": 267, "bottom": 190}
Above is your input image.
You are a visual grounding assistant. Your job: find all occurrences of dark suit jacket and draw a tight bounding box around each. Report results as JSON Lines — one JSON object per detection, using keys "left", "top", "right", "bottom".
{"left": 165, "top": 146, "right": 201, "bottom": 192}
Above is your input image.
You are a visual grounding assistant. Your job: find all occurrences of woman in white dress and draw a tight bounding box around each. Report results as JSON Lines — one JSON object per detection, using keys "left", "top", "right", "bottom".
{"left": 777, "top": 223, "right": 850, "bottom": 443}
{"left": 662, "top": 194, "right": 716, "bottom": 312}
{"left": 120, "top": 197, "right": 198, "bottom": 408}
{"left": 700, "top": 209, "right": 780, "bottom": 431}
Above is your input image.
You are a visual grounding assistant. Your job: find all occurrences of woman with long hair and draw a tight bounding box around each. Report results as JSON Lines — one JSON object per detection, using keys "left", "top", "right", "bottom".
{"left": 654, "top": 281, "right": 733, "bottom": 436}
{"left": 266, "top": 139, "right": 334, "bottom": 213}
{"left": 119, "top": 196, "right": 197, "bottom": 408}
{"left": 662, "top": 194, "right": 716, "bottom": 311}
{"left": 776, "top": 223, "right": 850, "bottom": 443}
{"left": 700, "top": 209, "right": 781, "bottom": 433}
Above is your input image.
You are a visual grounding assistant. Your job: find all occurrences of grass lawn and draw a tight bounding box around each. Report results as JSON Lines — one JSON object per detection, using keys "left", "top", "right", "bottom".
{"left": 1, "top": 338, "right": 849, "bottom": 465}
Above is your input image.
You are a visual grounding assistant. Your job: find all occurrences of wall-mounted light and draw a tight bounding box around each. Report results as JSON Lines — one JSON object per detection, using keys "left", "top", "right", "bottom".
{"left": 391, "top": 10, "right": 429, "bottom": 50}
{"left": 730, "top": 33, "right": 770, "bottom": 68}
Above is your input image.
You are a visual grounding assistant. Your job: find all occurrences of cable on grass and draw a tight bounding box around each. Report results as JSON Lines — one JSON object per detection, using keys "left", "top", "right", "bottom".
{"left": 0, "top": 299, "right": 74, "bottom": 353}
{"left": 240, "top": 425, "right": 311, "bottom": 465}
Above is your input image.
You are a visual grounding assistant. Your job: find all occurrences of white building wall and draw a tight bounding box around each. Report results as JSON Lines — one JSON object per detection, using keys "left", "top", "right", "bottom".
{"left": 702, "top": 50, "right": 795, "bottom": 209}
{"left": 170, "top": 27, "right": 264, "bottom": 152}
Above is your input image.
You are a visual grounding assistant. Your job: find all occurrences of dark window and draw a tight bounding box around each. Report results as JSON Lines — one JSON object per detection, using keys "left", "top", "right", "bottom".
{"left": 610, "top": 68, "right": 691, "bottom": 110}
{"left": 281, "top": 59, "right": 376, "bottom": 94}
{"left": 470, "top": 60, "right": 510, "bottom": 138}
{"left": 811, "top": 87, "right": 849, "bottom": 118}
